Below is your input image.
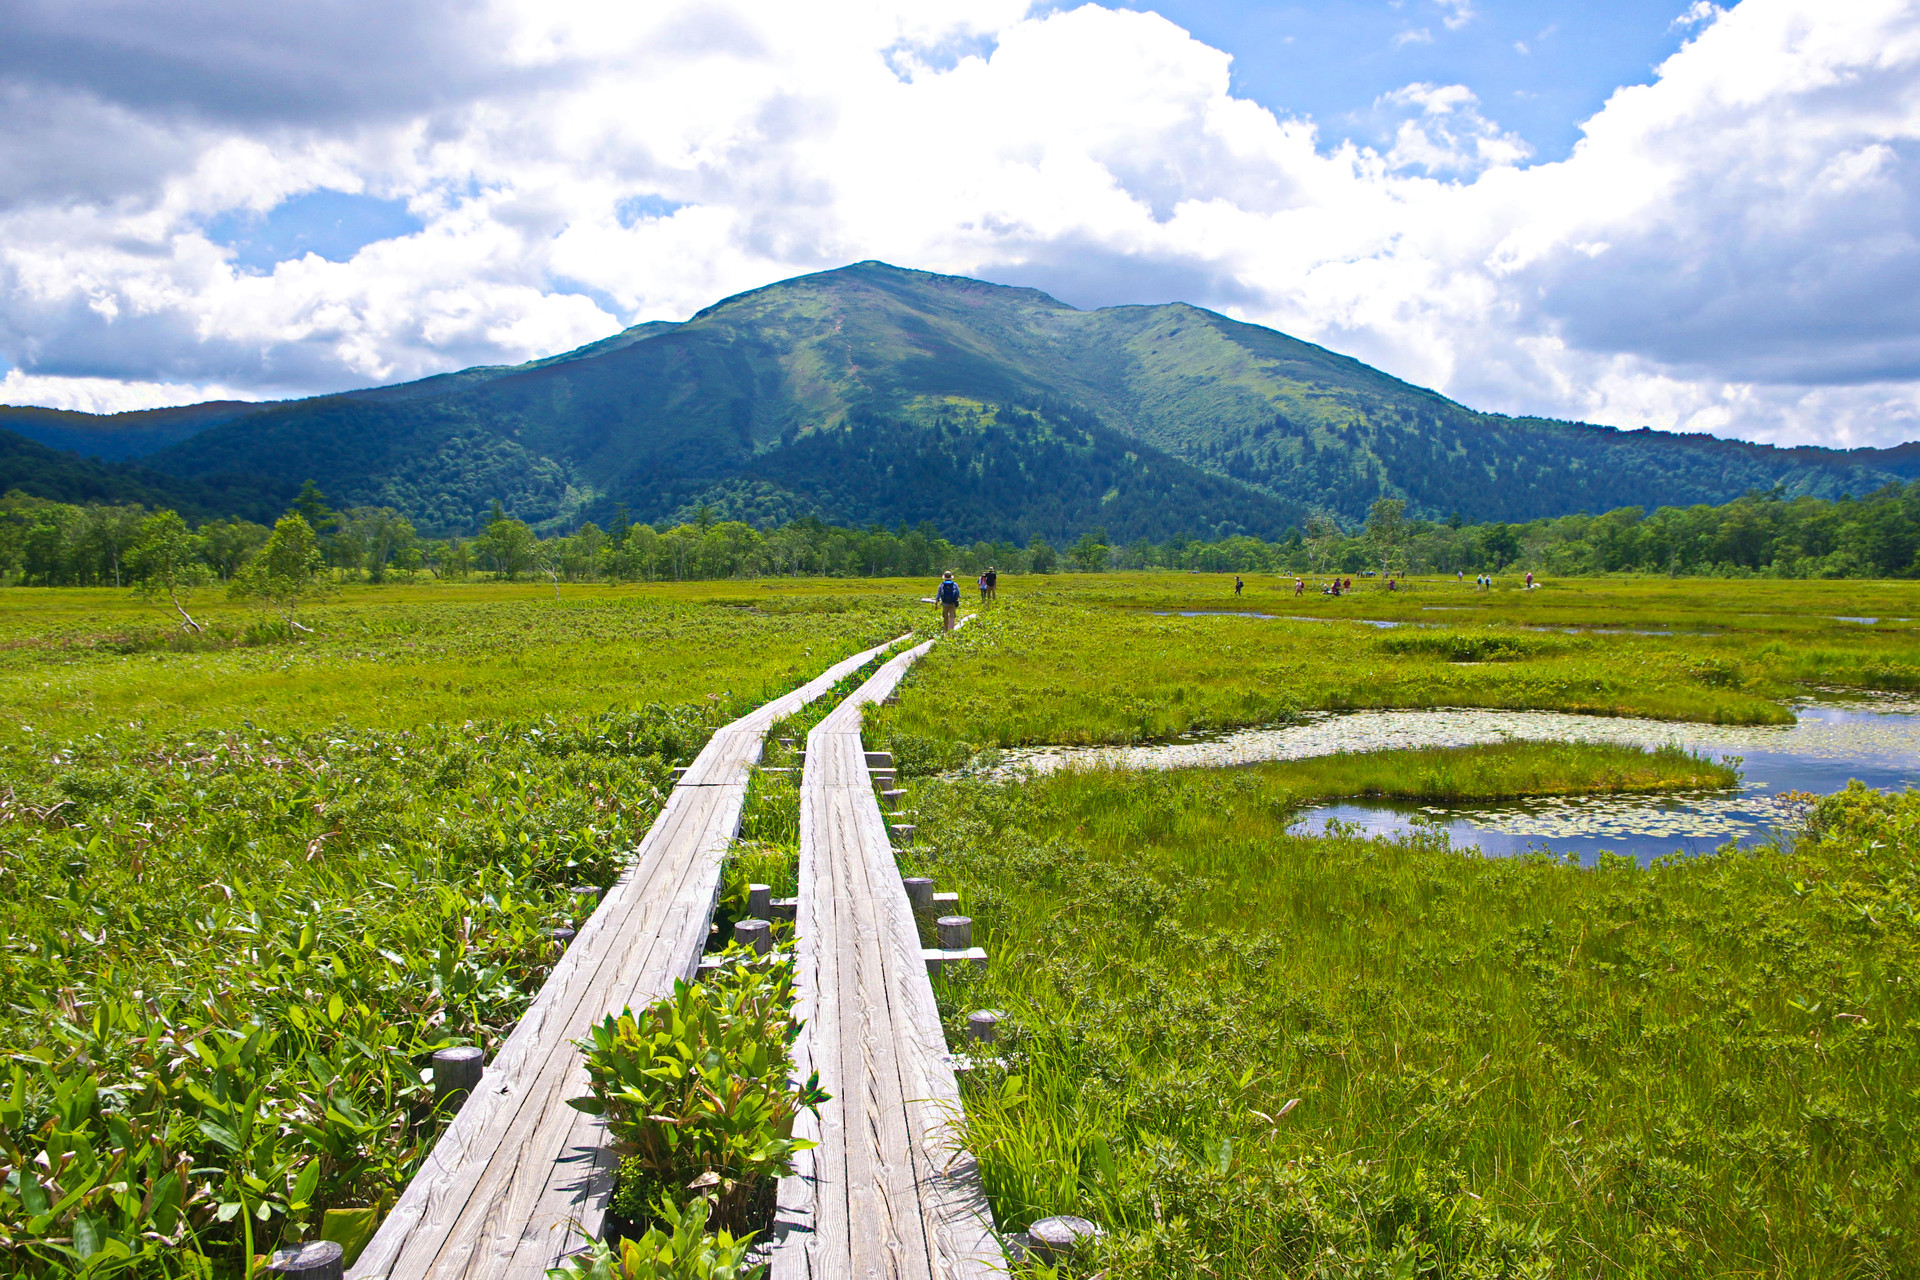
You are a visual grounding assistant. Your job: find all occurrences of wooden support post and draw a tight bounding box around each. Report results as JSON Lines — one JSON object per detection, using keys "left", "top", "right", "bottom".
{"left": 864, "top": 751, "right": 895, "bottom": 768}
{"left": 889, "top": 822, "right": 917, "bottom": 846}
{"left": 869, "top": 769, "right": 897, "bottom": 789}
{"left": 936, "top": 916, "right": 972, "bottom": 949}
{"left": 569, "top": 885, "right": 599, "bottom": 914}
{"left": 747, "top": 883, "right": 772, "bottom": 918}
{"left": 1025, "top": 1216, "right": 1101, "bottom": 1262}
{"left": 769, "top": 896, "right": 798, "bottom": 921}
{"left": 879, "top": 788, "right": 907, "bottom": 811}
{"left": 268, "top": 1240, "right": 344, "bottom": 1280}
{"left": 732, "top": 918, "right": 773, "bottom": 956}
{"left": 902, "top": 877, "right": 934, "bottom": 913}
{"left": 433, "top": 1047, "right": 484, "bottom": 1110}
{"left": 966, "top": 1010, "right": 1003, "bottom": 1045}
{"left": 546, "top": 926, "right": 576, "bottom": 946}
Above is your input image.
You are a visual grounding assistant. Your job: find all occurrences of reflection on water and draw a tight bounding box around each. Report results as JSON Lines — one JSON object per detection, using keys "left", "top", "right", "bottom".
{"left": 981, "top": 698, "right": 1920, "bottom": 865}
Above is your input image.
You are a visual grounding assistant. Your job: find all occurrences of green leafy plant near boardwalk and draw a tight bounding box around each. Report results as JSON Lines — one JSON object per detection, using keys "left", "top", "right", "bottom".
{"left": 572, "top": 956, "right": 824, "bottom": 1238}
{"left": 0, "top": 711, "right": 696, "bottom": 1277}
{"left": 908, "top": 769, "right": 1920, "bottom": 1278}
{"left": 547, "top": 1197, "right": 758, "bottom": 1280}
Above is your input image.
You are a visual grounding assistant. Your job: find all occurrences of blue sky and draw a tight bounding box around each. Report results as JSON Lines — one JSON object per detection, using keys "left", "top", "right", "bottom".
{"left": 1115, "top": 0, "right": 1699, "bottom": 163}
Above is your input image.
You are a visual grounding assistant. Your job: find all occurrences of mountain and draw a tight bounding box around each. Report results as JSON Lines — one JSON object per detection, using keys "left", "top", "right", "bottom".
{"left": 0, "top": 427, "right": 291, "bottom": 521}
{"left": 5, "top": 262, "right": 1918, "bottom": 539}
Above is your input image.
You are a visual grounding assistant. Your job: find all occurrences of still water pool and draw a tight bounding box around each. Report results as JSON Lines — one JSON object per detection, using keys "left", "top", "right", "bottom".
{"left": 987, "top": 699, "right": 1920, "bottom": 864}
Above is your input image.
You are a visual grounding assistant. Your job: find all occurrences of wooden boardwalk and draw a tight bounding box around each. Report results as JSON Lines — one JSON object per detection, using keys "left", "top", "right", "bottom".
{"left": 349, "top": 633, "right": 910, "bottom": 1280}
{"left": 772, "top": 631, "right": 1003, "bottom": 1278}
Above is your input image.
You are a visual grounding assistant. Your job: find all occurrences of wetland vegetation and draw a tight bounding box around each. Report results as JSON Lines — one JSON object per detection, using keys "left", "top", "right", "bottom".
{"left": 0, "top": 570, "right": 1915, "bottom": 1277}
{"left": 913, "top": 771, "right": 1920, "bottom": 1278}
{"left": 0, "top": 582, "right": 908, "bottom": 1277}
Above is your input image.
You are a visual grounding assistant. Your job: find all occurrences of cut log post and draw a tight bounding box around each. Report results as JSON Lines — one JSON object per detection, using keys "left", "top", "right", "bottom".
{"left": 966, "top": 1010, "right": 1004, "bottom": 1045}
{"left": 746, "top": 883, "right": 772, "bottom": 918}
{"left": 920, "top": 945, "right": 988, "bottom": 975}
{"left": 1025, "top": 1216, "right": 1101, "bottom": 1262}
{"left": 569, "top": 885, "right": 600, "bottom": 914}
{"left": 869, "top": 769, "right": 897, "bottom": 788}
{"left": 268, "top": 1240, "right": 344, "bottom": 1280}
{"left": 546, "top": 926, "right": 577, "bottom": 946}
{"left": 864, "top": 751, "right": 895, "bottom": 768}
{"left": 936, "top": 916, "right": 972, "bottom": 950}
{"left": 879, "top": 788, "right": 908, "bottom": 811}
{"left": 732, "top": 918, "right": 773, "bottom": 957}
{"left": 902, "top": 877, "right": 934, "bottom": 913}
{"left": 432, "top": 1047, "right": 484, "bottom": 1110}
{"left": 768, "top": 896, "right": 798, "bottom": 921}
{"left": 932, "top": 891, "right": 959, "bottom": 910}
{"left": 888, "top": 822, "right": 917, "bottom": 846}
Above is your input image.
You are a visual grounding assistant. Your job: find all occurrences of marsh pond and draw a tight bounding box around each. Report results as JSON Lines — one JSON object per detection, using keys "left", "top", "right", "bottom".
{"left": 978, "top": 695, "right": 1920, "bottom": 863}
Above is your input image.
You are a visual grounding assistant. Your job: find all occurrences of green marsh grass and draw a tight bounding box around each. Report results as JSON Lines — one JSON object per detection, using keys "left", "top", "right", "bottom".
{"left": 0, "top": 585, "right": 916, "bottom": 1276}
{"left": 907, "top": 768, "right": 1920, "bottom": 1278}
{"left": 0, "top": 580, "right": 925, "bottom": 740}
{"left": 877, "top": 577, "right": 1920, "bottom": 763}
{"left": 1120, "top": 739, "right": 1740, "bottom": 807}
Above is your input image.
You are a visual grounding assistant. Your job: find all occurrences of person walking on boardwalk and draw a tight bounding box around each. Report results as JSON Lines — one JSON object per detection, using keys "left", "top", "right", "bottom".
{"left": 984, "top": 565, "right": 998, "bottom": 601}
{"left": 937, "top": 571, "right": 961, "bottom": 630}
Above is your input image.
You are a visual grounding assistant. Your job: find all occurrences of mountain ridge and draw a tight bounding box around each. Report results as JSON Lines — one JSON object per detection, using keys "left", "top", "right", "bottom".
{"left": 4, "top": 261, "right": 1917, "bottom": 538}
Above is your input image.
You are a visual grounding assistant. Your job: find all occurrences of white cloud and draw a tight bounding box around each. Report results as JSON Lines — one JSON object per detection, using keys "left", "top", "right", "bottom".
{"left": 1438, "top": 0, "right": 1476, "bottom": 32}
{"left": 1, "top": 0, "right": 1918, "bottom": 451}
{"left": 1377, "top": 82, "right": 1532, "bottom": 175}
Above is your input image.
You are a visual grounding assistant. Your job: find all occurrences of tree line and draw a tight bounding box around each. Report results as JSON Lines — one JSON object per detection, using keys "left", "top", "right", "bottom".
{"left": 3, "top": 478, "right": 1917, "bottom": 601}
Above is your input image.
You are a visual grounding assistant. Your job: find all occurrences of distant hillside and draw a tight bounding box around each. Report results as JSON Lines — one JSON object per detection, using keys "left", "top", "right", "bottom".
{"left": 0, "top": 428, "right": 290, "bottom": 521}
{"left": 0, "top": 401, "right": 262, "bottom": 462}
{"left": 5, "top": 263, "right": 1918, "bottom": 536}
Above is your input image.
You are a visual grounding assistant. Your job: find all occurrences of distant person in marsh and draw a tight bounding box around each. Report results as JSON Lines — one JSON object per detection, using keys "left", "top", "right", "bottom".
{"left": 978, "top": 572, "right": 989, "bottom": 604}
{"left": 1234, "top": 576, "right": 1244, "bottom": 596}
{"left": 1526, "top": 571, "right": 1536, "bottom": 590}
{"left": 937, "top": 571, "right": 961, "bottom": 631}
{"left": 984, "top": 566, "right": 998, "bottom": 601}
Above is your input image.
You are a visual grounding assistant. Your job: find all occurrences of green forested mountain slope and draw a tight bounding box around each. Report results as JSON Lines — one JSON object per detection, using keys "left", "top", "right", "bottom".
{"left": 0, "top": 400, "right": 265, "bottom": 462}
{"left": 7, "top": 262, "right": 1918, "bottom": 537}
{"left": 0, "top": 427, "right": 290, "bottom": 520}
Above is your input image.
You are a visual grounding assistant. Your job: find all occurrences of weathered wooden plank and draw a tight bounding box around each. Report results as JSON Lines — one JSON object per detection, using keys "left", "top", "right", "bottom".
{"left": 351, "top": 633, "right": 908, "bottom": 1280}
{"left": 773, "top": 623, "right": 1000, "bottom": 1279}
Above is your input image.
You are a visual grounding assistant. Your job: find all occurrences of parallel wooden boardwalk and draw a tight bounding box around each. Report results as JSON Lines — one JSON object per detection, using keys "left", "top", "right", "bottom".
{"left": 349, "top": 634, "right": 909, "bottom": 1280}
{"left": 772, "top": 632, "right": 1003, "bottom": 1278}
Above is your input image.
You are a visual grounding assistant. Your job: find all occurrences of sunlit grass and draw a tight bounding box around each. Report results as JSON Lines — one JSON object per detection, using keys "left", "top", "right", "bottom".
{"left": 878, "top": 577, "right": 1920, "bottom": 760}
{"left": 911, "top": 770, "right": 1920, "bottom": 1278}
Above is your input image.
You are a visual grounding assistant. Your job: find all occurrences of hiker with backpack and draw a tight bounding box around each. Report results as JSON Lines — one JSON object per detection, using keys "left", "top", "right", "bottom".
{"left": 937, "top": 571, "right": 962, "bottom": 630}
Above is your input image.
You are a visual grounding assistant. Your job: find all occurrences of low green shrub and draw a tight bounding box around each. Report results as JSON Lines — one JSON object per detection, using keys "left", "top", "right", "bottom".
{"left": 546, "top": 1196, "right": 758, "bottom": 1280}
{"left": 1375, "top": 629, "right": 1563, "bottom": 663}
{"left": 571, "top": 954, "right": 825, "bottom": 1235}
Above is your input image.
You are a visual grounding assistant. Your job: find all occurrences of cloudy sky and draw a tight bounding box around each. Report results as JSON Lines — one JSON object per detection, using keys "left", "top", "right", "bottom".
{"left": 2, "top": 0, "right": 1917, "bottom": 448}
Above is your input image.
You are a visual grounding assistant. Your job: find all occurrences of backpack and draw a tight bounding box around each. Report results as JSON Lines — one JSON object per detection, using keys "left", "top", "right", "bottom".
{"left": 938, "top": 580, "right": 960, "bottom": 605}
